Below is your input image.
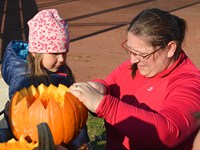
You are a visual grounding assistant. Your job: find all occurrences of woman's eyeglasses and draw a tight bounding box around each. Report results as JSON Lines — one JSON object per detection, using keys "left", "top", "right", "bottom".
{"left": 121, "top": 40, "right": 164, "bottom": 60}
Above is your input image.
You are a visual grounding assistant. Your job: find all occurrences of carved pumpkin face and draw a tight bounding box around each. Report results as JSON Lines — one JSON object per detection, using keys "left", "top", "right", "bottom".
{"left": 9, "top": 84, "right": 88, "bottom": 145}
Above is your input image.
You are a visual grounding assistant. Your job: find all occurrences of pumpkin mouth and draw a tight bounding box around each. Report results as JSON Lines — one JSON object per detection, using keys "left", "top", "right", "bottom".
{"left": 24, "top": 135, "right": 32, "bottom": 143}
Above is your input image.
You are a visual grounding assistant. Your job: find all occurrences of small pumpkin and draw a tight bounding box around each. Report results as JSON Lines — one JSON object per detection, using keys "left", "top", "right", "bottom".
{"left": 9, "top": 83, "right": 88, "bottom": 145}
{"left": 0, "top": 137, "right": 37, "bottom": 150}
{"left": 0, "top": 122, "right": 65, "bottom": 150}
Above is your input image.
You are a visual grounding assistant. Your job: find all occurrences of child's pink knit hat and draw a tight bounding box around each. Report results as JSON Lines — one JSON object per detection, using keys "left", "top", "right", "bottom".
{"left": 27, "top": 9, "right": 69, "bottom": 53}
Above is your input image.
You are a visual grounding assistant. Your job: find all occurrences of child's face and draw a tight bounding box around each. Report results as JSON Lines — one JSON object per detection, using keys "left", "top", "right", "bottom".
{"left": 41, "top": 52, "right": 68, "bottom": 72}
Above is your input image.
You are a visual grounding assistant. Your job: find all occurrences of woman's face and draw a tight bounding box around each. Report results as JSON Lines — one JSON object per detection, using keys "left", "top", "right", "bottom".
{"left": 41, "top": 52, "right": 68, "bottom": 72}
{"left": 126, "top": 32, "right": 175, "bottom": 77}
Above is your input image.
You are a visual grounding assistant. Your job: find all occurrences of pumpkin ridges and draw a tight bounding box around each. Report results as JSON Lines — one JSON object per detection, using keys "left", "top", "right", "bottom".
{"left": 9, "top": 96, "right": 29, "bottom": 140}
{"left": 67, "top": 93, "right": 87, "bottom": 130}
{"left": 46, "top": 85, "right": 64, "bottom": 144}
{"left": 26, "top": 98, "right": 46, "bottom": 142}
{"left": 76, "top": 99, "right": 88, "bottom": 129}
{"left": 66, "top": 92, "right": 88, "bottom": 138}
{"left": 9, "top": 91, "right": 19, "bottom": 127}
{"left": 46, "top": 98, "right": 64, "bottom": 145}
{"left": 65, "top": 93, "right": 80, "bottom": 135}
{"left": 62, "top": 93, "right": 77, "bottom": 143}
{"left": 70, "top": 92, "right": 88, "bottom": 128}
{"left": 11, "top": 91, "right": 22, "bottom": 107}
{"left": 58, "top": 84, "right": 80, "bottom": 142}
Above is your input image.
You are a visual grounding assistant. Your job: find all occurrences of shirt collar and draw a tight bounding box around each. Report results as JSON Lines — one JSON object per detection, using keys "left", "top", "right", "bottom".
{"left": 154, "top": 50, "right": 187, "bottom": 78}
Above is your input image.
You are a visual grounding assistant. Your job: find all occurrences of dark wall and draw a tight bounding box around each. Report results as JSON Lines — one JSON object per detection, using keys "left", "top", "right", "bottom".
{"left": 0, "top": 0, "right": 38, "bottom": 62}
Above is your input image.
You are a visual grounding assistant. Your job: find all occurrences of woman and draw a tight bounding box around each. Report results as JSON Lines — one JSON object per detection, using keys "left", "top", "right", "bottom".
{"left": 69, "top": 8, "right": 200, "bottom": 149}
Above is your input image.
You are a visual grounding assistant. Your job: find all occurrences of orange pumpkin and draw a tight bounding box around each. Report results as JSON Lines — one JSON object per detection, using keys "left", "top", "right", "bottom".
{"left": 0, "top": 137, "right": 37, "bottom": 150}
{"left": 0, "top": 122, "right": 65, "bottom": 150}
{"left": 9, "top": 83, "right": 88, "bottom": 145}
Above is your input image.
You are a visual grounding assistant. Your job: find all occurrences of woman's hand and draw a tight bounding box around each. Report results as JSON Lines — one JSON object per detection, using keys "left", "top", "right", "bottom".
{"left": 87, "top": 81, "right": 107, "bottom": 94}
{"left": 69, "top": 82, "right": 104, "bottom": 113}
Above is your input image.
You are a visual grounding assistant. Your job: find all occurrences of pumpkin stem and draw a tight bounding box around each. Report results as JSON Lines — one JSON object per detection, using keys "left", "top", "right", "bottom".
{"left": 37, "top": 122, "right": 56, "bottom": 150}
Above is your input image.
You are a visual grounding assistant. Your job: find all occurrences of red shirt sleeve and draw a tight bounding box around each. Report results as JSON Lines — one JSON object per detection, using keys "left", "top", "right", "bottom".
{"left": 95, "top": 59, "right": 200, "bottom": 148}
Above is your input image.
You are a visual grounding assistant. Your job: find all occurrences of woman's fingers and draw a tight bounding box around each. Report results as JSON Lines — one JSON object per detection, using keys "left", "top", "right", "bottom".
{"left": 69, "top": 83, "right": 103, "bottom": 112}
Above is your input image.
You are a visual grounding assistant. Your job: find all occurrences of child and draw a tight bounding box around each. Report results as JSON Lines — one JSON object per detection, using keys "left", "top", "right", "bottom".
{"left": 1, "top": 9, "right": 90, "bottom": 149}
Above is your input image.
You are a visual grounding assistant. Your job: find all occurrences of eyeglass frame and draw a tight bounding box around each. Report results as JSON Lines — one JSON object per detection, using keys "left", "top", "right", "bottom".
{"left": 121, "top": 40, "right": 165, "bottom": 60}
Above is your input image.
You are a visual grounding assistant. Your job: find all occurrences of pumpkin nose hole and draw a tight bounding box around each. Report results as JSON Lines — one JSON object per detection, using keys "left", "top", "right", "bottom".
{"left": 25, "top": 136, "right": 33, "bottom": 143}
